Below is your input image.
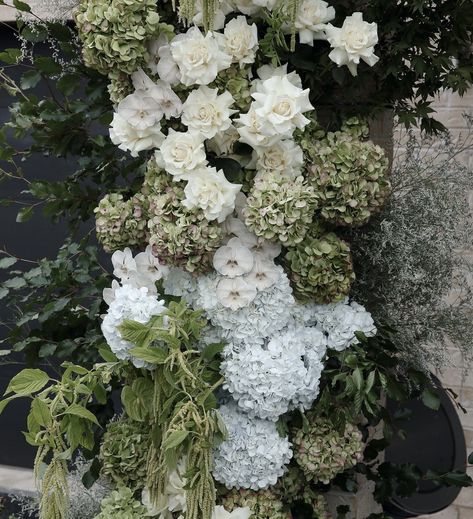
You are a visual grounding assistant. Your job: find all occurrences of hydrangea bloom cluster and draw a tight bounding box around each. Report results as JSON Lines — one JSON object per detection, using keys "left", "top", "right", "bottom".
{"left": 212, "top": 403, "right": 292, "bottom": 490}
{"left": 95, "top": 487, "right": 148, "bottom": 519}
{"left": 221, "top": 488, "right": 291, "bottom": 519}
{"left": 292, "top": 416, "right": 364, "bottom": 484}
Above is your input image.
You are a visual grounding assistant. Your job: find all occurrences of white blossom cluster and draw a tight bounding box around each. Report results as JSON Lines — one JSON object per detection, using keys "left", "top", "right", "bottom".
{"left": 212, "top": 402, "right": 293, "bottom": 490}
{"left": 101, "top": 247, "right": 168, "bottom": 368}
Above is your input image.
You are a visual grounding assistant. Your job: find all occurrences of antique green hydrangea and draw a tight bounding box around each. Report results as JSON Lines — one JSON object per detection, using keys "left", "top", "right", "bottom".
{"left": 94, "top": 193, "right": 148, "bottom": 253}
{"left": 340, "top": 117, "right": 370, "bottom": 139}
{"left": 243, "top": 174, "right": 318, "bottom": 247}
{"left": 307, "top": 130, "right": 390, "bottom": 226}
{"left": 213, "top": 66, "right": 252, "bottom": 112}
{"left": 221, "top": 488, "right": 291, "bottom": 519}
{"left": 148, "top": 183, "right": 224, "bottom": 272}
{"left": 94, "top": 487, "right": 147, "bottom": 519}
{"left": 292, "top": 417, "right": 364, "bottom": 484}
{"left": 275, "top": 464, "right": 331, "bottom": 518}
{"left": 99, "top": 416, "right": 149, "bottom": 491}
{"left": 107, "top": 70, "right": 133, "bottom": 104}
{"left": 284, "top": 226, "right": 355, "bottom": 303}
{"left": 76, "top": 0, "right": 161, "bottom": 75}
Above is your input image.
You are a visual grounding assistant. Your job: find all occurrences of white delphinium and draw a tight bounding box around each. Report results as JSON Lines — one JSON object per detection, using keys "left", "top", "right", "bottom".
{"left": 284, "top": 0, "right": 336, "bottom": 45}
{"left": 253, "top": 139, "right": 304, "bottom": 179}
{"left": 213, "top": 239, "right": 254, "bottom": 278}
{"left": 103, "top": 279, "right": 120, "bottom": 306}
{"left": 224, "top": 220, "right": 281, "bottom": 260}
{"left": 182, "top": 166, "right": 242, "bottom": 222}
{"left": 170, "top": 27, "right": 232, "bottom": 86}
{"left": 325, "top": 12, "right": 379, "bottom": 76}
{"left": 252, "top": 75, "right": 313, "bottom": 137}
{"left": 131, "top": 69, "right": 183, "bottom": 119}
{"left": 222, "top": 326, "right": 326, "bottom": 420}
{"left": 219, "top": 16, "right": 259, "bottom": 67}
{"left": 318, "top": 300, "right": 377, "bottom": 350}
{"left": 135, "top": 245, "right": 169, "bottom": 283}
{"left": 212, "top": 402, "right": 292, "bottom": 490}
{"left": 111, "top": 248, "right": 136, "bottom": 281}
{"left": 150, "top": 35, "right": 182, "bottom": 85}
{"left": 196, "top": 266, "right": 294, "bottom": 344}
{"left": 117, "top": 91, "right": 163, "bottom": 130}
{"left": 101, "top": 285, "right": 166, "bottom": 368}
{"left": 109, "top": 113, "right": 164, "bottom": 157}
{"left": 245, "top": 253, "right": 280, "bottom": 291}
{"left": 156, "top": 129, "right": 207, "bottom": 179}
{"left": 182, "top": 87, "right": 236, "bottom": 139}
{"left": 217, "top": 277, "right": 258, "bottom": 310}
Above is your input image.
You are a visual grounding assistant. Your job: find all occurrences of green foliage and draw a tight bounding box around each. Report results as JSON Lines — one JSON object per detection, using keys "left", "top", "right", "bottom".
{"left": 0, "top": 240, "right": 110, "bottom": 364}
{"left": 118, "top": 301, "right": 226, "bottom": 519}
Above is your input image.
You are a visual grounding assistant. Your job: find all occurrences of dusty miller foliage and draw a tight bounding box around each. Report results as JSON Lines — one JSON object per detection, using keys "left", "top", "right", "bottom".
{"left": 350, "top": 117, "right": 473, "bottom": 371}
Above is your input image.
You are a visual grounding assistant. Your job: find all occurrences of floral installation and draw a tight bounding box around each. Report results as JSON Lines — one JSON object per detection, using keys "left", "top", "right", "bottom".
{"left": 1, "top": 1, "right": 472, "bottom": 519}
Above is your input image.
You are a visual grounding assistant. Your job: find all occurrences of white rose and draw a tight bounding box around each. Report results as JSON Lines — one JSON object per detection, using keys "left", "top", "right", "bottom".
{"left": 216, "top": 277, "right": 257, "bottom": 310}
{"left": 117, "top": 91, "right": 163, "bottom": 130}
{"left": 182, "top": 86, "right": 236, "bottom": 139}
{"left": 208, "top": 125, "right": 240, "bottom": 156}
{"left": 254, "top": 63, "right": 303, "bottom": 88}
{"left": 234, "top": 0, "right": 277, "bottom": 16}
{"left": 213, "top": 505, "right": 251, "bottom": 519}
{"left": 156, "top": 129, "right": 207, "bottom": 179}
{"left": 325, "top": 12, "right": 379, "bottom": 76}
{"left": 213, "top": 239, "right": 254, "bottom": 278}
{"left": 182, "top": 166, "right": 242, "bottom": 222}
{"left": 110, "top": 113, "right": 164, "bottom": 157}
{"left": 252, "top": 76, "right": 313, "bottom": 137}
{"left": 236, "top": 106, "right": 280, "bottom": 149}
{"left": 253, "top": 139, "right": 304, "bottom": 179}
{"left": 191, "top": 0, "right": 227, "bottom": 30}
{"left": 131, "top": 69, "right": 183, "bottom": 120}
{"left": 284, "top": 0, "right": 335, "bottom": 45}
{"left": 219, "top": 16, "right": 259, "bottom": 67}
{"left": 150, "top": 35, "right": 182, "bottom": 86}
{"left": 170, "top": 27, "right": 232, "bottom": 86}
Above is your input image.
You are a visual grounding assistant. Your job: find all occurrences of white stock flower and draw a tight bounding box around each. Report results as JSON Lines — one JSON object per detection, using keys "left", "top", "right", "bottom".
{"left": 213, "top": 506, "right": 251, "bottom": 519}
{"left": 253, "top": 139, "right": 304, "bottom": 179}
{"left": 101, "top": 285, "right": 166, "bottom": 368}
{"left": 170, "top": 27, "right": 232, "bottom": 86}
{"left": 135, "top": 245, "right": 169, "bottom": 283}
{"left": 245, "top": 254, "right": 279, "bottom": 291}
{"left": 284, "top": 0, "right": 335, "bottom": 45}
{"left": 220, "top": 16, "right": 259, "bottom": 67}
{"left": 216, "top": 277, "right": 257, "bottom": 310}
{"left": 252, "top": 76, "right": 313, "bottom": 137}
{"left": 111, "top": 248, "right": 136, "bottom": 281}
{"left": 213, "top": 240, "right": 254, "bottom": 278}
{"left": 182, "top": 166, "right": 241, "bottom": 222}
{"left": 110, "top": 113, "right": 164, "bottom": 157}
{"left": 212, "top": 402, "right": 292, "bottom": 489}
{"left": 131, "top": 69, "right": 183, "bottom": 120}
{"left": 325, "top": 12, "right": 379, "bottom": 76}
{"left": 182, "top": 86, "right": 236, "bottom": 139}
{"left": 156, "top": 130, "right": 207, "bottom": 179}
{"left": 117, "top": 91, "right": 163, "bottom": 130}
{"left": 236, "top": 107, "right": 280, "bottom": 149}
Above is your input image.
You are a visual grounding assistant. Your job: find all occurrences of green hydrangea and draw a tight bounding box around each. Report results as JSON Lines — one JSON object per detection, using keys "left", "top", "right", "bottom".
{"left": 275, "top": 465, "right": 331, "bottom": 518}
{"left": 108, "top": 69, "right": 133, "bottom": 104}
{"left": 221, "top": 488, "right": 291, "bottom": 519}
{"left": 292, "top": 417, "right": 364, "bottom": 484}
{"left": 148, "top": 183, "right": 224, "bottom": 273}
{"left": 284, "top": 227, "right": 355, "bottom": 303}
{"left": 94, "top": 487, "right": 147, "bottom": 519}
{"left": 76, "top": 0, "right": 160, "bottom": 75}
{"left": 340, "top": 117, "right": 370, "bottom": 139}
{"left": 307, "top": 131, "right": 390, "bottom": 226}
{"left": 244, "top": 175, "right": 318, "bottom": 247}
{"left": 99, "top": 416, "right": 149, "bottom": 491}
{"left": 94, "top": 193, "right": 148, "bottom": 253}
{"left": 213, "top": 65, "right": 252, "bottom": 112}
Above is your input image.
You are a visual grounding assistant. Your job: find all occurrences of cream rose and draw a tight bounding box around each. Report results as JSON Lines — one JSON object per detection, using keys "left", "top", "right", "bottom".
{"left": 254, "top": 139, "right": 304, "bottom": 179}
{"left": 284, "top": 0, "right": 336, "bottom": 45}
{"left": 220, "top": 16, "right": 259, "bottom": 67}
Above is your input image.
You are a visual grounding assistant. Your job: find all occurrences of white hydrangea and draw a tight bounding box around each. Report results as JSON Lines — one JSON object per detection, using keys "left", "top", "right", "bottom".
{"left": 162, "top": 267, "right": 198, "bottom": 304}
{"left": 195, "top": 266, "right": 295, "bottom": 344}
{"left": 109, "top": 113, "right": 164, "bottom": 157}
{"left": 318, "top": 300, "right": 377, "bottom": 351}
{"left": 213, "top": 402, "right": 292, "bottom": 489}
{"left": 325, "top": 12, "right": 379, "bottom": 76}
{"left": 101, "top": 285, "right": 166, "bottom": 368}
{"left": 221, "top": 325, "right": 326, "bottom": 420}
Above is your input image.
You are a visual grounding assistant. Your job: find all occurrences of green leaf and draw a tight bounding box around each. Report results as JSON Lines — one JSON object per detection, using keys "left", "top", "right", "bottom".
{"left": 201, "top": 342, "right": 225, "bottom": 361}
{"left": 0, "top": 287, "right": 8, "bottom": 300}
{"left": 0, "top": 257, "right": 17, "bottom": 269}
{"left": 422, "top": 388, "right": 441, "bottom": 410}
{"left": 6, "top": 369, "right": 49, "bottom": 396}
{"left": 63, "top": 404, "right": 100, "bottom": 426}
{"left": 20, "top": 70, "right": 41, "bottom": 90}
{"left": 163, "top": 430, "right": 189, "bottom": 451}
{"left": 13, "top": 0, "right": 31, "bottom": 12}
{"left": 0, "top": 48, "right": 21, "bottom": 65}
{"left": 35, "top": 56, "right": 62, "bottom": 75}
{"left": 0, "top": 395, "right": 21, "bottom": 416}
{"left": 130, "top": 346, "right": 168, "bottom": 365}
{"left": 98, "top": 344, "right": 118, "bottom": 362}
{"left": 468, "top": 452, "right": 473, "bottom": 465}
{"left": 3, "top": 277, "right": 26, "bottom": 289}
{"left": 30, "top": 398, "right": 52, "bottom": 428}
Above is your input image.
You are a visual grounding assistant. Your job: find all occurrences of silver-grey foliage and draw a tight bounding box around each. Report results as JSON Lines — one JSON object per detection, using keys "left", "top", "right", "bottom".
{"left": 350, "top": 117, "right": 473, "bottom": 371}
